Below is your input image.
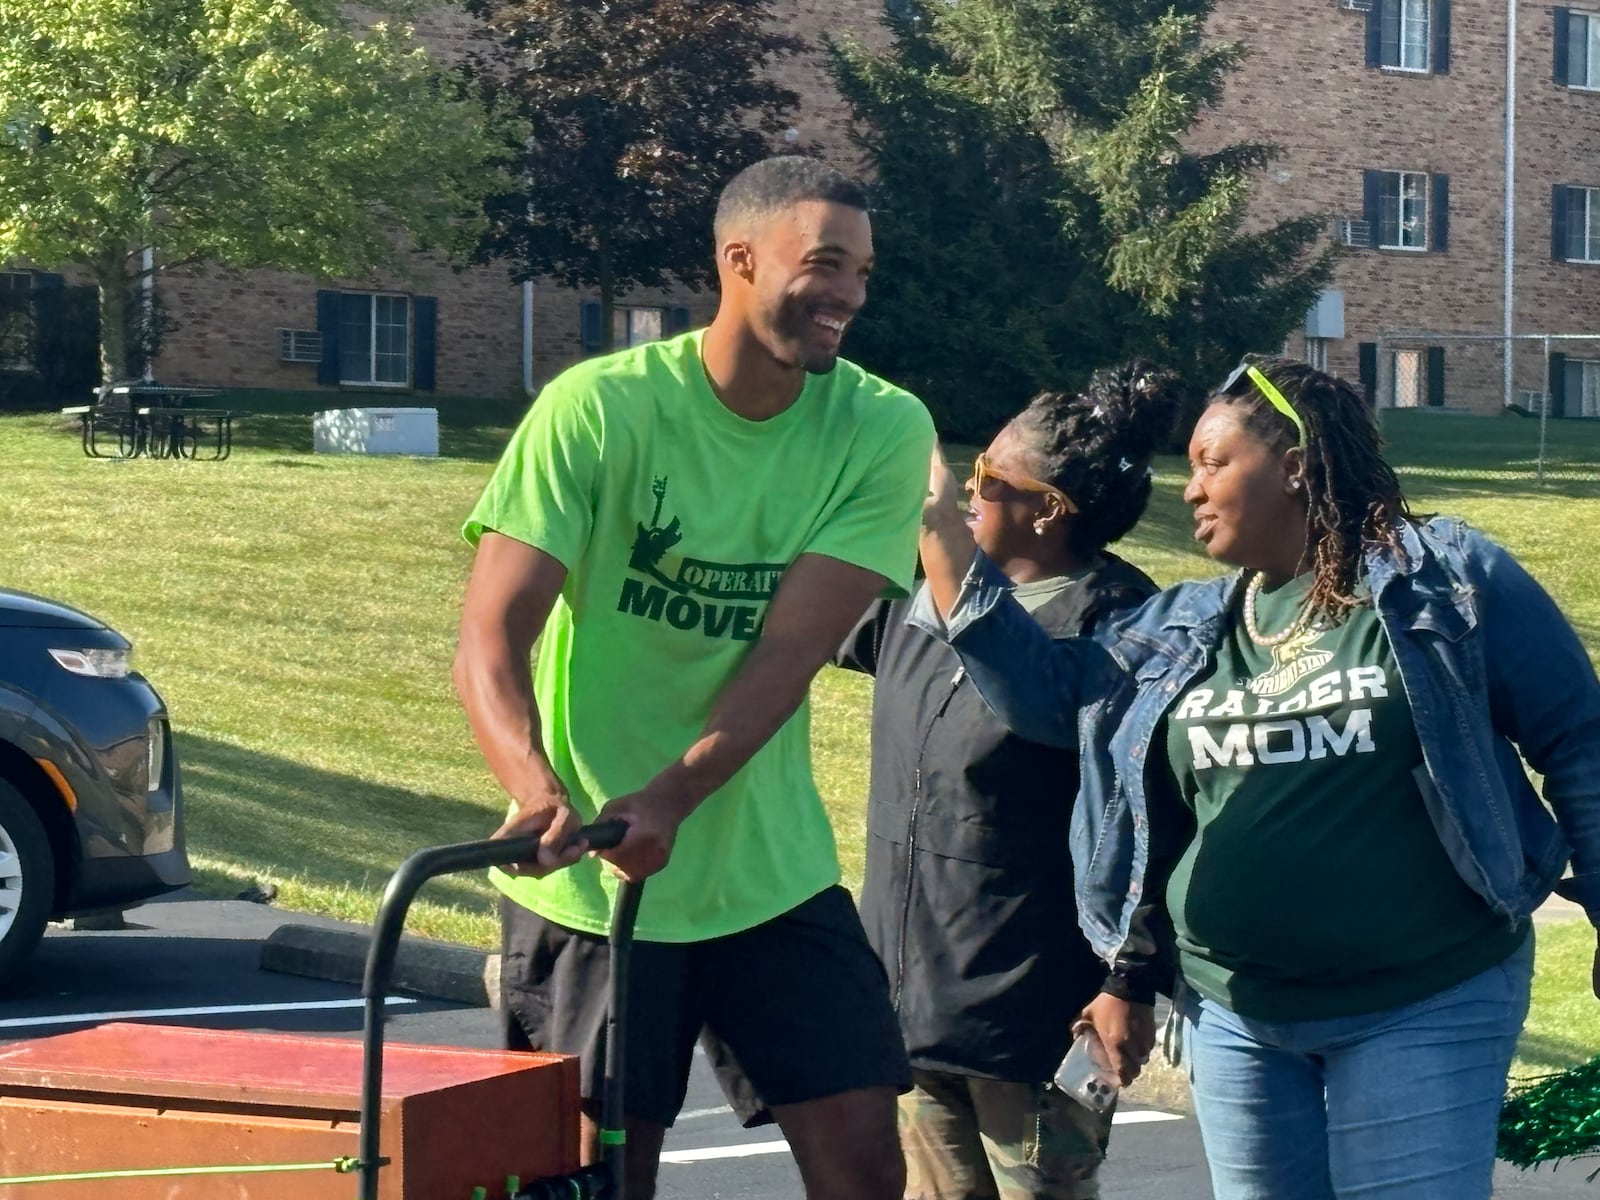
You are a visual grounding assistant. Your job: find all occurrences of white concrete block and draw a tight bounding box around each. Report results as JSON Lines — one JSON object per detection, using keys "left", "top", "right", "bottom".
{"left": 313, "top": 407, "right": 439, "bottom": 456}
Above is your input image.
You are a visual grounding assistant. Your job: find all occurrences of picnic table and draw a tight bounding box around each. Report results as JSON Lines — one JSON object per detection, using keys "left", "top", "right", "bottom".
{"left": 62, "top": 380, "right": 235, "bottom": 461}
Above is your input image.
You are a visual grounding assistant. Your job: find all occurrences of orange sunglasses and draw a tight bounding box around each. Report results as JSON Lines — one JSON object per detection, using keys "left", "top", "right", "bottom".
{"left": 970, "top": 453, "right": 1079, "bottom": 514}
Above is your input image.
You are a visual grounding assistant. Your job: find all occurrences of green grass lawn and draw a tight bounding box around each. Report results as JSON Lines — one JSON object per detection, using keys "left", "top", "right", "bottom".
{"left": 3, "top": 404, "right": 1599, "bottom": 1080}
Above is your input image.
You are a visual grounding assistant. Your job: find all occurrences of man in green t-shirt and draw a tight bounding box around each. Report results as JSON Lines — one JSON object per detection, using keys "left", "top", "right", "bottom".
{"left": 455, "top": 156, "right": 935, "bottom": 1199}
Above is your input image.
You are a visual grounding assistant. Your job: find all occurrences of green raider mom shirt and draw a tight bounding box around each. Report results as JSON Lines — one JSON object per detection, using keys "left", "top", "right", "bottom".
{"left": 465, "top": 330, "right": 935, "bottom": 942}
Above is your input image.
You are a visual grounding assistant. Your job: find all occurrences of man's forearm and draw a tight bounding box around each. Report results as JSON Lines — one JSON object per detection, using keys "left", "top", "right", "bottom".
{"left": 645, "top": 632, "right": 828, "bottom": 821}
{"left": 455, "top": 534, "right": 573, "bottom": 813}
{"left": 454, "top": 628, "right": 564, "bottom": 808}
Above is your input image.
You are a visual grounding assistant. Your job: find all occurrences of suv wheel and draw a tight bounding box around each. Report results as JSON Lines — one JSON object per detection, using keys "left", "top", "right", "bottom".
{"left": 0, "top": 779, "right": 54, "bottom": 978}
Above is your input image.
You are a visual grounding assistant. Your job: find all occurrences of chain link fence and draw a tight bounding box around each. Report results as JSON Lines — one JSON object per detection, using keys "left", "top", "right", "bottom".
{"left": 1372, "top": 332, "right": 1600, "bottom": 488}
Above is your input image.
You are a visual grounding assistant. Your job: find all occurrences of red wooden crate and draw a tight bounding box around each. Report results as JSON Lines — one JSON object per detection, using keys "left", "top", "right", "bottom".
{"left": 0, "top": 1022, "right": 580, "bottom": 1198}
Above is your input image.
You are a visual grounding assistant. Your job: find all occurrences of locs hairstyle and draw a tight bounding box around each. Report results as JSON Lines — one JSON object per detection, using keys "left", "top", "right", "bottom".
{"left": 1214, "top": 358, "right": 1412, "bottom": 623}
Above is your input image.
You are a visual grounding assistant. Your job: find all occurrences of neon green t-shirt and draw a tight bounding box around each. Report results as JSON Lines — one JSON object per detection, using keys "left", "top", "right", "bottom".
{"left": 463, "top": 330, "right": 935, "bottom": 942}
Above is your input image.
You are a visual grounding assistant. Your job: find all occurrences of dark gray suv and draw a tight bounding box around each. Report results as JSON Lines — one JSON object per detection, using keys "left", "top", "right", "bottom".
{"left": 0, "top": 589, "right": 189, "bottom": 978}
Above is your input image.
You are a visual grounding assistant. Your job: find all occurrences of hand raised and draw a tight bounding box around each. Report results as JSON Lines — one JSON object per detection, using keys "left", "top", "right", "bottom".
{"left": 923, "top": 444, "right": 965, "bottom": 531}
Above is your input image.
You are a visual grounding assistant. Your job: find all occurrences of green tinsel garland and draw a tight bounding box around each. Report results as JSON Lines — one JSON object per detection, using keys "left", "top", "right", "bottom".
{"left": 1499, "top": 1056, "right": 1600, "bottom": 1179}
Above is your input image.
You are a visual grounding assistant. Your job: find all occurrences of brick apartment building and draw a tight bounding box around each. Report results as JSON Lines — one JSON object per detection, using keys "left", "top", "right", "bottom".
{"left": 1205, "top": 0, "right": 1600, "bottom": 416}
{"left": 8, "top": 0, "right": 1600, "bottom": 418}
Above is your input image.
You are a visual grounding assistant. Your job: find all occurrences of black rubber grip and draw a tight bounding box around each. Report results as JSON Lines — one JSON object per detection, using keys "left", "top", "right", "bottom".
{"left": 568, "top": 819, "right": 629, "bottom": 852}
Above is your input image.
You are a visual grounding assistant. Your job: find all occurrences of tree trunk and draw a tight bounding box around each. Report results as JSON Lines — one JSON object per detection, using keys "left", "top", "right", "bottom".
{"left": 598, "top": 228, "right": 616, "bottom": 353}
{"left": 95, "top": 249, "right": 130, "bottom": 385}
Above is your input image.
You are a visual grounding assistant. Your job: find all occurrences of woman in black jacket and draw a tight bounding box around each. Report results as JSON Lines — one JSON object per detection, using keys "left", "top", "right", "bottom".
{"left": 838, "top": 364, "right": 1180, "bottom": 1200}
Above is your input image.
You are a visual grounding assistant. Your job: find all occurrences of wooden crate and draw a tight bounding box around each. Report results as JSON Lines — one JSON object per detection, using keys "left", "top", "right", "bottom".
{"left": 0, "top": 1022, "right": 580, "bottom": 1198}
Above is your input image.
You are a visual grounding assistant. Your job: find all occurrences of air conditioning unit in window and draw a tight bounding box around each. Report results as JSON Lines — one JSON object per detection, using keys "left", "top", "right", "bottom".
{"left": 278, "top": 328, "right": 322, "bottom": 363}
{"left": 1337, "top": 219, "right": 1372, "bottom": 249}
{"left": 1338, "top": 0, "right": 1373, "bottom": 10}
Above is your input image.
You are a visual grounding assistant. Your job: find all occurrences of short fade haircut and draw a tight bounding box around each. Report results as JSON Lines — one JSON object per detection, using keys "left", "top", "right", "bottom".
{"left": 713, "top": 156, "right": 870, "bottom": 242}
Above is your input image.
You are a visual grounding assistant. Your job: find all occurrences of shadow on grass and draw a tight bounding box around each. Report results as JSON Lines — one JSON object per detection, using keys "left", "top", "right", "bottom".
{"left": 178, "top": 733, "right": 501, "bottom": 916}
{"left": 1516, "top": 1030, "right": 1600, "bottom": 1074}
{"left": 230, "top": 410, "right": 518, "bottom": 462}
{"left": 221, "top": 392, "right": 527, "bottom": 463}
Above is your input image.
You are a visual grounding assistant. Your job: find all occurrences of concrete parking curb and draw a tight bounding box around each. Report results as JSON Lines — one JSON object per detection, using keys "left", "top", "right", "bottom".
{"left": 259, "top": 894, "right": 1590, "bottom": 1010}
{"left": 260, "top": 924, "right": 501, "bottom": 1009}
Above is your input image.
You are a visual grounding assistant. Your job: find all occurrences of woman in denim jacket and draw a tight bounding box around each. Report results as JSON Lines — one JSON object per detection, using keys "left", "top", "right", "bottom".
{"left": 913, "top": 358, "right": 1600, "bottom": 1200}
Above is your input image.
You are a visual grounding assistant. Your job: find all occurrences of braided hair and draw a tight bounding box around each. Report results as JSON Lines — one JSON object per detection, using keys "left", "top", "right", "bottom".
{"left": 1214, "top": 357, "right": 1412, "bottom": 623}
{"left": 1009, "top": 360, "right": 1180, "bottom": 559}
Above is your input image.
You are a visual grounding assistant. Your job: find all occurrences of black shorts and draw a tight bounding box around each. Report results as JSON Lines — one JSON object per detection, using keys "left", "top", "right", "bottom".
{"left": 498, "top": 885, "right": 912, "bottom": 1129}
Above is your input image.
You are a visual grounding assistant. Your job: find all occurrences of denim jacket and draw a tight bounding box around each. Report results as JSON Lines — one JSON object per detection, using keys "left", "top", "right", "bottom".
{"left": 909, "top": 517, "right": 1600, "bottom": 975}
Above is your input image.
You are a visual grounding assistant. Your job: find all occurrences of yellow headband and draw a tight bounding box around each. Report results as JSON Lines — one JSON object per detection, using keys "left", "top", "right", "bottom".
{"left": 1222, "top": 362, "right": 1308, "bottom": 449}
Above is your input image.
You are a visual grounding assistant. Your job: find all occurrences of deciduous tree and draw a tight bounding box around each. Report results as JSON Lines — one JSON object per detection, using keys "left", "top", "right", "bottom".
{"left": 466, "top": 0, "right": 804, "bottom": 352}
{"left": 0, "top": 0, "right": 504, "bottom": 382}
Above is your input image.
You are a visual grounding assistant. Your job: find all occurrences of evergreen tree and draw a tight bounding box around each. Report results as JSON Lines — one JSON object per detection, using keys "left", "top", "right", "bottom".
{"left": 831, "top": 0, "right": 1333, "bottom": 439}
{"left": 466, "top": 0, "right": 805, "bottom": 352}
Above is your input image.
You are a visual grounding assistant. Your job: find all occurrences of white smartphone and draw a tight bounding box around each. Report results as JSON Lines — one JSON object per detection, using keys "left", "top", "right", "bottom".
{"left": 1054, "top": 1028, "right": 1120, "bottom": 1113}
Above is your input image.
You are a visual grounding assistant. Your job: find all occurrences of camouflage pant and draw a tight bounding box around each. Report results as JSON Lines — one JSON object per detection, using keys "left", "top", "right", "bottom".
{"left": 900, "top": 1068, "right": 1114, "bottom": 1200}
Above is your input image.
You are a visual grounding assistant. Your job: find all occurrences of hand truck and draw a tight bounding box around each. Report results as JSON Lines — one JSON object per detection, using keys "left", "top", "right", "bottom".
{"left": 356, "top": 821, "right": 641, "bottom": 1199}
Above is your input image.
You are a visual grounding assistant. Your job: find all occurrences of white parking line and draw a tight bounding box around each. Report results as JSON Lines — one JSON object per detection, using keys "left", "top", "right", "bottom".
{"left": 662, "top": 1140, "right": 791, "bottom": 1164}
{"left": 0, "top": 996, "right": 418, "bottom": 1031}
{"left": 660, "top": 1110, "right": 1184, "bottom": 1164}
{"left": 678, "top": 1104, "right": 735, "bottom": 1121}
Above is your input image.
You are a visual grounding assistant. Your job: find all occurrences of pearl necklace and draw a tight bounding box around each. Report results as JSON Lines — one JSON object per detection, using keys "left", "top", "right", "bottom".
{"left": 1241, "top": 571, "right": 1315, "bottom": 647}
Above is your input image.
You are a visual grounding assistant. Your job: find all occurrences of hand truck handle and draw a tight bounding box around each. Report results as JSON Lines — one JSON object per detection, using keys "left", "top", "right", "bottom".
{"left": 356, "top": 820, "right": 630, "bottom": 1200}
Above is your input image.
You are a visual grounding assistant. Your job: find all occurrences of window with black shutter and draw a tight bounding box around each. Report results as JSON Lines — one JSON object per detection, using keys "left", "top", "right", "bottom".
{"left": 1555, "top": 185, "right": 1600, "bottom": 262}
{"left": 1367, "top": 0, "right": 1441, "bottom": 72}
{"left": 1558, "top": 9, "right": 1600, "bottom": 88}
{"left": 1565, "top": 357, "right": 1600, "bottom": 417}
{"left": 316, "top": 289, "right": 420, "bottom": 386}
{"left": 1370, "top": 170, "right": 1430, "bottom": 250}
{"left": 612, "top": 306, "right": 665, "bottom": 347}
{"left": 1390, "top": 349, "right": 1426, "bottom": 407}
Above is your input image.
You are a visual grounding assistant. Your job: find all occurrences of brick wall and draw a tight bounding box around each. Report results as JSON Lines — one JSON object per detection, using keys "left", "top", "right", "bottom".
{"left": 1512, "top": 2, "right": 1600, "bottom": 416}
{"left": 127, "top": 1, "right": 1600, "bottom": 416}
{"left": 144, "top": 0, "right": 897, "bottom": 403}
{"left": 767, "top": 0, "right": 893, "bottom": 164}
{"left": 1203, "top": 0, "right": 1600, "bottom": 414}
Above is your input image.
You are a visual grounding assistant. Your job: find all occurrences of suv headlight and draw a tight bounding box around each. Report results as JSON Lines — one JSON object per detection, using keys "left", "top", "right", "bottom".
{"left": 48, "top": 647, "right": 132, "bottom": 679}
{"left": 147, "top": 718, "right": 166, "bottom": 792}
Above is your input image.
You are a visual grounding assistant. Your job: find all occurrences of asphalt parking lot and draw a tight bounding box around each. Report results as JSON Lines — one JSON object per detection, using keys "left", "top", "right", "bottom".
{"left": 0, "top": 892, "right": 1591, "bottom": 1199}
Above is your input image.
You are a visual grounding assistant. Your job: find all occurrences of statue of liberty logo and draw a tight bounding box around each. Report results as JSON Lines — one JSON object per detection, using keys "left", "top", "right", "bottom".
{"left": 630, "top": 475, "right": 682, "bottom": 576}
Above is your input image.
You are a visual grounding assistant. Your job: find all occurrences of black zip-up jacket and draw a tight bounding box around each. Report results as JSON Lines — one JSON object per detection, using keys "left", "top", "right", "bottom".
{"left": 838, "top": 554, "right": 1167, "bottom": 1082}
